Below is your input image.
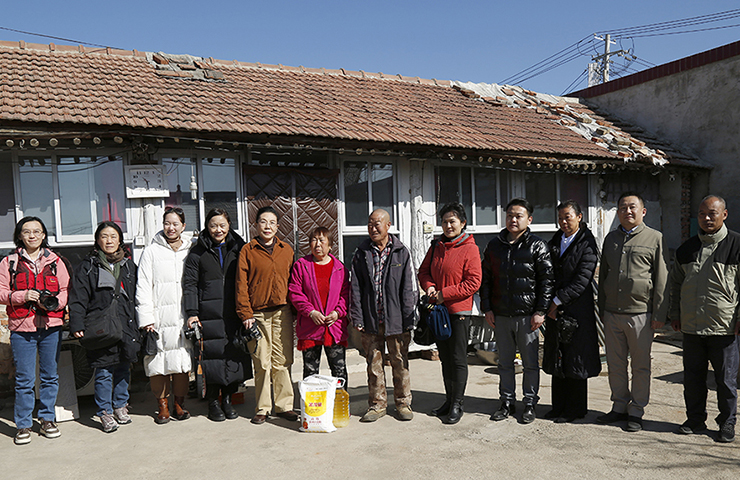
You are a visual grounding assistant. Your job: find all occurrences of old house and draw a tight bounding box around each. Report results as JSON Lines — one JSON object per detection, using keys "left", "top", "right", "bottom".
{"left": 0, "top": 40, "right": 705, "bottom": 394}
{"left": 570, "top": 41, "right": 740, "bottom": 233}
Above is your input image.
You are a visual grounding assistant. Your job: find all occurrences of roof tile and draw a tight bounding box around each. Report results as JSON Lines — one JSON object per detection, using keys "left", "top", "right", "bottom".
{"left": 0, "top": 43, "right": 620, "bottom": 159}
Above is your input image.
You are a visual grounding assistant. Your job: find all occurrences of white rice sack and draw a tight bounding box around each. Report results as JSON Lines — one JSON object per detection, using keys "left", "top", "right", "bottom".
{"left": 299, "top": 374, "right": 338, "bottom": 433}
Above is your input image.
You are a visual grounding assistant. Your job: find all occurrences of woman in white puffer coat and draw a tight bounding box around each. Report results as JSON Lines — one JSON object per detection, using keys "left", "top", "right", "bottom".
{"left": 136, "top": 207, "right": 193, "bottom": 424}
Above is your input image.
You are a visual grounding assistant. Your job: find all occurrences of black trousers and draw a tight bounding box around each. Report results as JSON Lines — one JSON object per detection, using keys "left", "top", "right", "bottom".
{"left": 551, "top": 376, "right": 588, "bottom": 418}
{"left": 683, "top": 333, "right": 738, "bottom": 427}
{"left": 302, "top": 344, "right": 348, "bottom": 387}
{"left": 206, "top": 382, "right": 238, "bottom": 401}
{"left": 436, "top": 315, "right": 469, "bottom": 402}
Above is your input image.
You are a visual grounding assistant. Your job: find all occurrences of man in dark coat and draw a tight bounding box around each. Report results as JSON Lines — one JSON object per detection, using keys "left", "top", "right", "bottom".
{"left": 481, "top": 198, "right": 554, "bottom": 425}
{"left": 350, "top": 209, "right": 418, "bottom": 422}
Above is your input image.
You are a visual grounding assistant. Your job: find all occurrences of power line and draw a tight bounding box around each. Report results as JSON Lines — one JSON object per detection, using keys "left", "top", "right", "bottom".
{"left": 627, "top": 22, "right": 740, "bottom": 38}
{"left": 500, "top": 36, "right": 593, "bottom": 84}
{"left": 597, "top": 8, "right": 740, "bottom": 36}
{"left": 0, "top": 25, "right": 124, "bottom": 50}
{"left": 561, "top": 70, "right": 587, "bottom": 96}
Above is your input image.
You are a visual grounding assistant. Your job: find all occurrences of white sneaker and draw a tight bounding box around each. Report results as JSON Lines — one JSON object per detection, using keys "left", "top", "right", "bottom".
{"left": 14, "top": 428, "right": 32, "bottom": 445}
{"left": 113, "top": 405, "right": 132, "bottom": 425}
{"left": 40, "top": 420, "right": 61, "bottom": 439}
{"left": 99, "top": 413, "right": 118, "bottom": 433}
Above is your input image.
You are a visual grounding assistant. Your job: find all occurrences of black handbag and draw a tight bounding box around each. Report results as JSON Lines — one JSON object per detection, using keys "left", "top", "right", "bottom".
{"left": 414, "top": 295, "right": 436, "bottom": 346}
{"left": 79, "top": 280, "right": 123, "bottom": 350}
{"left": 557, "top": 312, "right": 579, "bottom": 344}
{"left": 142, "top": 329, "right": 159, "bottom": 356}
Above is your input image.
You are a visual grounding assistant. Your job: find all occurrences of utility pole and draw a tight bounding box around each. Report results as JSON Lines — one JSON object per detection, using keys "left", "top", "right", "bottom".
{"left": 588, "top": 34, "right": 634, "bottom": 86}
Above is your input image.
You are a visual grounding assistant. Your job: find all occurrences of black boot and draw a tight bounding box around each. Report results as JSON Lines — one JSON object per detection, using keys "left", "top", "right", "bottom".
{"left": 222, "top": 394, "right": 238, "bottom": 420}
{"left": 445, "top": 399, "right": 464, "bottom": 424}
{"left": 206, "top": 385, "right": 225, "bottom": 422}
{"left": 432, "top": 379, "right": 452, "bottom": 417}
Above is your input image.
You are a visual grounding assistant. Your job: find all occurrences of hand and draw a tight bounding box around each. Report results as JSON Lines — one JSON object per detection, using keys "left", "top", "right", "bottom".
{"left": 355, "top": 324, "right": 364, "bottom": 332}
{"left": 310, "top": 310, "right": 326, "bottom": 326}
{"left": 73, "top": 330, "right": 84, "bottom": 339}
{"left": 670, "top": 318, "right": 680, "bottom": 332}
{"left": 25, "top": 290, "right": 40, "bottom": 303}
{"left": 650, "top": 320, "right": 662, "bottom": 330}
{"left": 435, "top": 290, "right": 444, "bottom": 305}
{"left": 242, "top": 318, "right": 255, "bottom": 329}
{"left": 531, "top": 313, "right": 545, "bottom": 331}
{"left": 485, "top": 311, "right": 495, "bottom": 329}
{"left": 325, "top": 311, "right": 339, "bottom": 326}
{"left": 187, "top": 316, "right": 201, "bottom": 329}
{"left": 142, "top": 325, "right": 156, "bottom": 333}
{"left": 547, "top": 302, "right": 558, "bottom": 320}
{"left": 426, "top": 286, "right": 437, "bottom": 303}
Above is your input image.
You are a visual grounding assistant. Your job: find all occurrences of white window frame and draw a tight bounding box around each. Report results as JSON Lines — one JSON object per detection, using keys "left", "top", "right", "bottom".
{"left": 156, "top": 150, "right": 246, "bottom": 239}
{"left": 13, "top": 150, "right": 133, "bottom": 245}
{"left": 432, "top": 165, "right": 599, "bottom": 237}
{"left": 339, "top": 158, "right": 399, "bottom": 234}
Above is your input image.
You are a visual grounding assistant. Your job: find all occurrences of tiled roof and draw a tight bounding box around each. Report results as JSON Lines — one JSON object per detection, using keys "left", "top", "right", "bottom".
{"left": 453, "top": 82, "right": 702, "bottom": 167}
{"left": 0, "top": 40, "right": 654, "bottom": 162}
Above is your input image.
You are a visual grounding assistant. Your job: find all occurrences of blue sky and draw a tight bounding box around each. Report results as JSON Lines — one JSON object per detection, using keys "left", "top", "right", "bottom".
{"left": 2, "top": 1, "right": 739, "bottom": 95}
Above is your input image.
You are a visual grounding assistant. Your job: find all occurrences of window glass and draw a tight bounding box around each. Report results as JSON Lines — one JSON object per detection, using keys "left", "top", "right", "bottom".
{"left": 474, "top": 169, "right": 498, "bottom": 226}
{"left": 342, "top": 235, "right": 365, "bottom": 267}
{"left": 57, "top": 156, "right": 127, "bottom": 235}
{"left": 436, "top": 167, "right": 471, "bottom": 222}
{"left": 202, "top": 158, "right": 238, "bottom": 230}
{"left": 371, "top": 163, "right": 394, "bottom": 216}
{"left": 19, "top": 158, "right": 55, "bottom": 236}
{"left": 163, "top": 157, "right": 200, "bottom": 229}
{"left": 559, "top": 174, "right": 589, "bottom": 222}
{"left": 344, "top": 161, "right": 369, "bottom": 226}
{"left": 524, "top": 173, "right": 556, "bottom": 224}
{"left": 0, "top": 153, "right": 15, "bottom": 242}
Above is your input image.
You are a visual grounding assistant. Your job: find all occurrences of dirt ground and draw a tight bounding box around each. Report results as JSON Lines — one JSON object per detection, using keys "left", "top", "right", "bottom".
{"left": 1, "top": 332, "right": 738, "bottom": 479}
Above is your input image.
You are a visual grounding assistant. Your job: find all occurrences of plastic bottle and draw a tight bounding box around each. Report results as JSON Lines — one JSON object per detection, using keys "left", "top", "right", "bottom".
{"left": 333, "top": 379, "right": 350, "bottom": 428}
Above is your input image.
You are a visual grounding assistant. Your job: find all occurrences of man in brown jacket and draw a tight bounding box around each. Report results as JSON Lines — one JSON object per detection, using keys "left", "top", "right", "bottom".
{"left": 236, "top": 206, "right": 296, "bottom": 425}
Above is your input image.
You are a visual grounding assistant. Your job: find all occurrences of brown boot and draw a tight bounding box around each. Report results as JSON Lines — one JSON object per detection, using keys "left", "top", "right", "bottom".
{"left": 156, "top": 397, "right": 170, "bottom": 424}
{"left": 173, "top": 396, "right": 190, "bottom": 421}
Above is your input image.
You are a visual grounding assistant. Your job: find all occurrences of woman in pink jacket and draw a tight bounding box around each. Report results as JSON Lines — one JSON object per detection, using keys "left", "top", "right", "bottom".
{"left": 418, "top": 203, "right": 482, "bottom": 425}
{"left": 288, "top": 227, "right": 350, "bottom": 385}
{"left": 0, "top": 217, "right": 70, "bottom": 445}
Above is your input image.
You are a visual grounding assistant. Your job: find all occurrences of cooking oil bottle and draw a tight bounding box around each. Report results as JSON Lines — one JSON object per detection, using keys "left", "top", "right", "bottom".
{"left": 333, "top": 379, "right": 350, "bottom": 428}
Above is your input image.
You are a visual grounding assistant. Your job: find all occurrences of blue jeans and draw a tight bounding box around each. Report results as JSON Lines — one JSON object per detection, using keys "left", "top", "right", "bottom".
{"left": 496, "top": 315, "right": 540, "bottom": 406}
{"left": 10, "top": 327, "right": 62, "bottom": 429}
{"left": 94, "top": 363, "right": 130, "bottom": 416}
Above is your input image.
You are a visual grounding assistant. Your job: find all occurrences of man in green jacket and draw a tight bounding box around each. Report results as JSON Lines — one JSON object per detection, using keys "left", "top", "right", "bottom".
{"left": 597, "top": 192, "right": 668, "bottom": 433}
{"left": 669, "top": 195, "right": 739, "bottom": 443}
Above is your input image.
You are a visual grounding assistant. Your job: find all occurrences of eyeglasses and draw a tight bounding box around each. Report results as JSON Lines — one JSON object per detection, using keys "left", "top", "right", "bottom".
{"left": 258, "top": 220, "right": 278, "bottom": 227}
{"left": 21, "top": 229, "right": 43, "bottom": 237}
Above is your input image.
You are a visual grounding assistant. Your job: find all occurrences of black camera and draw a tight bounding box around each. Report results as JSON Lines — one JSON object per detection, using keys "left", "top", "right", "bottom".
{"left": 36, "top": 289, "right": 59, "bottom": 311}
{"left": 233, "top": 323, "right": 262, "bottom": 355}
{"left": 184, "top": 323, "right": 202, "bottom": 341}
{"left": 242, "top": 324, "right": 262, "bottom": 342}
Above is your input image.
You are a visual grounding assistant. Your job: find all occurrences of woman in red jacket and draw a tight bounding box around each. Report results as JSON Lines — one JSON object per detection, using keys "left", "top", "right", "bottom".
{"left": 418, "top": 203, "right": 482, "bottom": 424}
{"left": 0, "top": 217, "right": 70, "bottom": 445}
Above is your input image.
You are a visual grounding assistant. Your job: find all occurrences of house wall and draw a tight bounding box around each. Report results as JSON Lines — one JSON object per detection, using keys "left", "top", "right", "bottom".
{"left": 581, "top": 54, "right": 740, "bottom": 231}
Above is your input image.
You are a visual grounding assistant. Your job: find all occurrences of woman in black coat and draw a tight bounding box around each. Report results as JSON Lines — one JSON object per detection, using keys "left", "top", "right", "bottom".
{"left": 69, "top": 221, "right": 140, "bottom": 433}
{"left": 544, "top": 200, "right": 602, "bottom": 422}
{"left": 183, "top": 208, "right": 251, "bottom": 422}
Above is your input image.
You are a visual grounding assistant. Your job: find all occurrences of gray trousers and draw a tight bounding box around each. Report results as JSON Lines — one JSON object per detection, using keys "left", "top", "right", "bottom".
{"left": 497, "top": 315, "right": 540, "bottom": 406}
{"left": 603, "top": 311, "right": 652, "bottom": 418}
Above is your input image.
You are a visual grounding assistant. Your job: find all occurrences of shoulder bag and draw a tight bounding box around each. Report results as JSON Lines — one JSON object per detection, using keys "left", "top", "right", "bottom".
{"left": 79, "top": 279, "right": 123, "bottom": 350}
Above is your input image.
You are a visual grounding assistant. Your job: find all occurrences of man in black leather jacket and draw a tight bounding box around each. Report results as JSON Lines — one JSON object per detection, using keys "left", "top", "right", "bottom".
{"left": 481, "top": 198, "right": 554, "bottom": 424}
